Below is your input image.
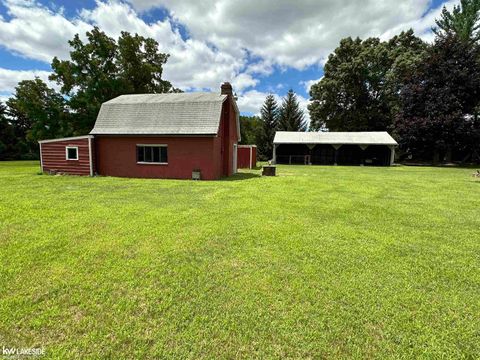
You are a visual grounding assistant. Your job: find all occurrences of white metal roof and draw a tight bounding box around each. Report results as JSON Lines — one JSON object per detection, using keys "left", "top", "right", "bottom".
{"left": 274, "top": 131, "right": 398, "bottom": 146}
{"left": 90, "top": 93, "right": 235, "bottom": 136}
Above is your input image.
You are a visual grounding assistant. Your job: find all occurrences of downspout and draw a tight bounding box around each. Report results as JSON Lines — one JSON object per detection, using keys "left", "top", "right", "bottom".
{"left": 39, "top": 142, "right": 44, "bottom": 173}
{"left": 88, "top": 136, "right": 93, "bottom": 176}
{"left": 249, "top": 146, "right": 252, "bottom": 169}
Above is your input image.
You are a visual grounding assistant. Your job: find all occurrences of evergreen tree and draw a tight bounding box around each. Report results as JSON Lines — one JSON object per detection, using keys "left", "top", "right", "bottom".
{"left": 434, "top": 0, "right": 480, "bottom": 42}
{"left": 278, "top": 90, "right": 306, "bottom": 132}
{"left": 258, "top": 94, "right": 279, "bottom": 159}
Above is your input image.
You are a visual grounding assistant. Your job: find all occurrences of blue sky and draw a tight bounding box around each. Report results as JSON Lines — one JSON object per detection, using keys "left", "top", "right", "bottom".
{"left": 0, "top": 0, "right": 457, "bottom": 118}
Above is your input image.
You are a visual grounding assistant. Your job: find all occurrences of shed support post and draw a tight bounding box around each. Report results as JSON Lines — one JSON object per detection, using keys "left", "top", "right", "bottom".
{"left": 332, "top": 144, "right": 342, "bottom": 166}
{"left": 389, "top": 145, "right": 395, "bottom": 166}
{"left": 272, "top": 144, "right": 277, "bottom": 164}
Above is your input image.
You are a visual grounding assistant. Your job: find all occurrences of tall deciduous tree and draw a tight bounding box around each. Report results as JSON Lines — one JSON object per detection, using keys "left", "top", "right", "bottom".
{"left": 394, "top": 35, "right": 480, "bottom": 162}
{"left": 258, "top": 94, "right": 279, "bottom": 159}
{"left": 117, "top": 31, "right": 174, "bottom": 93}
{"left": 6, "top": 78, "right": 67, "bottom": 159}
{"left": 278, "top": 90, "right": 306, "bottom": 132}
{"left": 434, "top": 0, "right": 480, "bottom": 42}
{"left": 50, "top": 27, "right": 176, "bottom": 135}
{"left": 308, "top": 30, "right": 425, "bottom": 131}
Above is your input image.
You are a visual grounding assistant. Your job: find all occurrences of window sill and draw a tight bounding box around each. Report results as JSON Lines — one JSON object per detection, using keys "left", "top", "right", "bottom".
{"left": 137, "top": 162, "right": 168, "bottom": 165}
{"left": 66, "top": 159, "right": 79, "bottom": 161}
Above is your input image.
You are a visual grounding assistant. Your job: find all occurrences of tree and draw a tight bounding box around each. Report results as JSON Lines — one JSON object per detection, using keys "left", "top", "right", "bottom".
{"left": 0, "top": 103, "right": 19, "bottom": 160}
{"left": 258, "top": 94, "right": 279, "bottom": 159}
{"left": 239, "top": 115, "right": 262, "bottom": 146}
{"left": 308, "top": 31, "right": 426, "bottom": 131}
{"left": 278, "top": 90, "right": 306, "bottom": 132}
{"left": 6, "top": 78, "right": 67, "bottom": 159}
{"left": 117, "top": 31, "right": 174, "bottom": 94}
{"left": 50, "top": 27, "right": 176, "bottom": 135}
{"left": 434, "top": 0, "right": 480, "bottom": 43}
{"left": 394, "top": 35, "right": 480, "bottom": 162}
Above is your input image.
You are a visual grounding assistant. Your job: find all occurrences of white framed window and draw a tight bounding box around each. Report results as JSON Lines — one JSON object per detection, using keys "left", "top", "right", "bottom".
{"left": 136, "top": 144, "right": 168, "bottom": 164}
{"left": 66, "top": 146, "right": 79, "bottom": 160}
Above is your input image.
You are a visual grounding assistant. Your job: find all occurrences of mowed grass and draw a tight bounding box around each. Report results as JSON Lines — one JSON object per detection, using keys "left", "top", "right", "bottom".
{"left": 0, "top": 161, "right": 479, "bottom": 359}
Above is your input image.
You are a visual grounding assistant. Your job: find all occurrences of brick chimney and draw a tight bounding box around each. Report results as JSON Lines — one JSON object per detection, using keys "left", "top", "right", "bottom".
{"left": 221, "top": 82, "right": 233, "bottom": 96}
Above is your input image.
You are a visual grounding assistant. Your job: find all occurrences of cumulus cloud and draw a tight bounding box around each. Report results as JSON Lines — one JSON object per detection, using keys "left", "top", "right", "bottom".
{"left": 301, "top": 76, "right": 323, "bottom": 94}
{"left": 0, "top": 67, "right": 54, "bottom": 93}
{"left": 0, "top": 0, "right": 252, "bottom": 92}
{"left": 236, "top": 90, "right": 277, "bottom": 114}
{"left": 128, "top": 0, "right": 457, "bottom": 69}
{"left": 0, "top": 0, "right": 459, "bottom": 114}
{"left": 0, "top": 0, "right": 90, "bottom": 62}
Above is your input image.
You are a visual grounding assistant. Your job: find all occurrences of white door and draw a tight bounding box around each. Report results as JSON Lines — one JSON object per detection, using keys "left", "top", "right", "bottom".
{"left": 233, "top": 144, "right": 238, "bottom": 174}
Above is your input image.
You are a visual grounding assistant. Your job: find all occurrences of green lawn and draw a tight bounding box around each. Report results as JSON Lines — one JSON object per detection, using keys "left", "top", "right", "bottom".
{"left": 1, "top": 161, "right": 479, "bottom": 359}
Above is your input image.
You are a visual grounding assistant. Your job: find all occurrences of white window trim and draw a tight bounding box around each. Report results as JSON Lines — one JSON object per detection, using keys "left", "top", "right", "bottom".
{"left": 136, "top": 144, "right": 168, "bottom": 165}
{"left": 137, "top": 162, "right": 169, "bottom": 165}
{"left": 66, "top": 146, "right": 79, "bottom": 160}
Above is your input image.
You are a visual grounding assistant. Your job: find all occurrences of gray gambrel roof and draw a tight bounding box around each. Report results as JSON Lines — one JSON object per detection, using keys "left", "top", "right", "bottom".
{"left": 90, "top": 93, "right": 239, "bottom": 137}
{"left": 274, "top": 131, "right": 398, "bottom": 146}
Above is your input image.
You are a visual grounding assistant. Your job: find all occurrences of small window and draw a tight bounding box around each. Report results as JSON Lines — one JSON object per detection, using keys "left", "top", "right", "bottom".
{"left": 136, "top": 145, "right": 168, "bottom": 164}
{"left": 66, "top": 146, "right": 78, "bottom": 160}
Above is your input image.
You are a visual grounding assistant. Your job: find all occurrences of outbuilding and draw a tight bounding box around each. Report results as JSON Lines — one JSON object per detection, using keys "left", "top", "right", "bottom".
{"left": 273, "top": 131, "right": 398, "bottom": 166}
{"left": 237, "top": 145, "right": 257, "bottom": 169}
{"left": 39, "top": 83, "right": 240, "bottom": 180}
{"left": 39, "top": 135, "right": 94, "bottom": 176}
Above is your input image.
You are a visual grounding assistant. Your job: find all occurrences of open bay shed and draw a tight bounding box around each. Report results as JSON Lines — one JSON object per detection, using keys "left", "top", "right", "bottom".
{"left": 273, "top": 131, "right": 398, "bottom": 166}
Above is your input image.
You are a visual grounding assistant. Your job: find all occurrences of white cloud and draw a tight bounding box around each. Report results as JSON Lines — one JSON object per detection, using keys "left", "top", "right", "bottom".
{"left": 380, "top": 0, "right": 459, "bottom": 42}
{"left": 0, "top": 94, "right": 11, "bottom": 104}
{"left": 0, "top": 0, "right": 90, "bottom": 62}
{"left": 128, "top": 0, "right": 457, "bottom": 70}
{"left": 0, "top": 67, "right": 54, "bottom": 93}
{"left": 0, "top": 0, "right": 253, "bottom": 92}
{"left": 0, "top": 0, "right": 460, "bottom": 114}
{"left": 236, "top": 90, "right": 277, "bottom": 114}
{"left": 301, "top": 76, "right": 323, "bottom": 94}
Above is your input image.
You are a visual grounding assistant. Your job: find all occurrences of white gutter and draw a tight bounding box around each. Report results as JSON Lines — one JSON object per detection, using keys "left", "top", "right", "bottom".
{"left": 38, "top": 135, "right": 94, "bottom": 144}
{"left": 249, "top": 146, "right": 252, "bottom": 169}
{"left": 39, "top": 142, "right": 43, "bottom": 173}
{"left": 88, "top": 136, "right": 93, "bottom": 176}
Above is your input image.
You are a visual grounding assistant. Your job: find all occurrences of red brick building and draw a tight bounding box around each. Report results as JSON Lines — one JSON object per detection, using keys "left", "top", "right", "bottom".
{"left": 39, "top": 83, "right": 240, "bottom": 180}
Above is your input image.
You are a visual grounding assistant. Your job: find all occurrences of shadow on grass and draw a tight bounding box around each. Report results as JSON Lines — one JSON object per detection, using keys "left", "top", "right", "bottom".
{"left": 401, "top": 162, "right": 480, "bottom": 169}
{"left": 220, "top": 172, "right": 261, "bottom": 181}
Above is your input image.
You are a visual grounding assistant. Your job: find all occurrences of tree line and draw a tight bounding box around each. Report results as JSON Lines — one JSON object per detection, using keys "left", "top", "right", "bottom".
{"left": 2, "top": 1, "right": 480, "bottom": 164}
{"left": 244, "top": 1, "right": 480, "bottom": 163}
